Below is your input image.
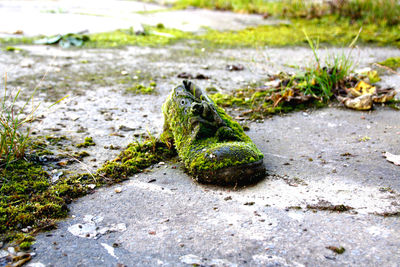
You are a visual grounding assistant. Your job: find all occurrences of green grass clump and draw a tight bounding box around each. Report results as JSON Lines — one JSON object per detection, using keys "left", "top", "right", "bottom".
{"left": 327, "top": 0, "right": 400, "bottom": 26}
{"left": 173, "top": 0, "right": 279, "bottom": 13}
{"left": 2, "top": 16, "right": 399, "bottom": 49}
{"left": 208, "top": 32, "right": 354, "bottom": 119}
{"left": 299, "top": 30, "right": 353, "bottom": 100}
{"left": 281, "top": 0, "right": 400, "bottom": 25}
{"left": 196, "top": 17, "right": 400, "bottom": 48}
{"left": 378, "top": 57, "right": 400, "bottom": 70}
{"left": 173, "top": 0, "right": 400, "bottom": 26}
{"left": 0, "top": 74, "right": 39, "bottom": 167}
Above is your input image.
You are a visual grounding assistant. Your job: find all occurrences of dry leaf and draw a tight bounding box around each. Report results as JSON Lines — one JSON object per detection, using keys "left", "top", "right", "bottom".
{"left": 340, "top": 94, "right": 373, "bottom": 110}
{"left": 372, "top": 89, "right": 397, "bottom": 103}
{"left": 349, "top": 81, "right": 376, "bottom": 97}
{"left": 384, "top": 152, "right": 400, "bottom": 166}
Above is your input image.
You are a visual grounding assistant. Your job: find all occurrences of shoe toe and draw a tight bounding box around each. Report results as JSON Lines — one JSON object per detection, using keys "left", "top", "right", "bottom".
{"left": 190, "top": 142, "right": 265, "bottom": 185}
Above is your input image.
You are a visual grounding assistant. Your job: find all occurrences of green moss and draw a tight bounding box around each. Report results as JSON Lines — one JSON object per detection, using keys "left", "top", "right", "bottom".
{"left": 45, "top": 135, "right": 67, "bottom": 145}
{"left": 4, "top": 46, "right": 23, "bottom": 52}
{"left": 86, "top": 26, "right": 191, "bottom": 48}
{"left": 327, "top": 246, "right": 346, "bottom": 254}
{"left": 378, "top": 57, "right": 400, "bottom": 70}
{"left": 209, "top": 85, "right": 326, "bottom": 120}
{"left": 0, "top": 134, "right": 178, "bottom": 245}
{"left": 387, "top": 99, "right": 400, "bottom": 110}
{"left": 97, "top": 139, "right": 176, "bottom": 181}
{"left": 2, "top": 17, "right": 399, "bottom": 49}
{"left": 0, "top": 36, "right": 34, "bottom": 46}
{"left": 81, "top": 18, "right": 400, "bottom": 49}
{"left": 73, "top": 151, "right": 90, "bottom": 159}
{"left": 161, "top": 82, "right": 263, "bottom": 180}
{"left": 0, "top": 160, "right": 67, "bottom": 237}
{"left": 174, "top": 0, "right": 400, "bottom": 26}
{"left": 126, "top": 83, "right": 156, "bottom": 94}
{"left": 210, "top": 92, "right": 250, "bottom": 107}
{"left": 19, "top": 241, "right": 33, "bottom": 250}
{"left": 196, "top": 17, "right": 400, "bottom": 48}
{"left": 76, "top": 137, "right": 95, "bottom": 148}
{"left": 173, "top": 0, "right": 280, "bottom": 14}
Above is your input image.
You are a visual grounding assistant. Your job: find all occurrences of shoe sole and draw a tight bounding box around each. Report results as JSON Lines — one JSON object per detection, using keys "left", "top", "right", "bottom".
{"left": 194, "top": 159, "right": 266, "bottom": 186}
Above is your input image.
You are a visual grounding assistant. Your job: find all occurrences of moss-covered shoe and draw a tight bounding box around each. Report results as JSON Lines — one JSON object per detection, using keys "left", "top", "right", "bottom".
{"left": 161, "top": 80, "right": 266, "bottom": 185}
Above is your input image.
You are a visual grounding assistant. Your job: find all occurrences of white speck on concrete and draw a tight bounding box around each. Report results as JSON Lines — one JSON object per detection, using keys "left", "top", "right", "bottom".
{"left": 68, "top": 222, "right": 97, "bottom": 239}
{"left": 180, "top": 254, "right": 202, "bottom": 265}
{"left": 26, "top": 263, "right": 46, "bottom": 267}
{"left": 101, "top": 243, "right": 118, "bottom": 259}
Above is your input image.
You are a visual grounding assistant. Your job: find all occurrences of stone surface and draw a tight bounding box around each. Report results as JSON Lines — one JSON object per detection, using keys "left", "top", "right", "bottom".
{"left": 3, "top": 45, "right": 395, "bottom": 266}
{"left": 1, "top": 2, "right": 400, "bottom": 266}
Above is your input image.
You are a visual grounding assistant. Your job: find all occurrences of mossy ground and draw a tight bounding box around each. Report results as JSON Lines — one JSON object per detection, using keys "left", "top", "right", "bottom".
{"left": 1, "top": 136, "right": 176, "bottom": 247}
{"left": 1, "top": 17, "right": 399, "bottom": 49}
{"left": 126, "top": 82, "right": 157, "bottom": 94}
{"left": 97, "top": 138, "right": 176, "bottom": 181}
{"left": 64, "top": 19, "right": 400, "bottom": 49}
{"left": 210, "top": 87, "right": 326, "bottom": 120}
{"left": 378, "top": 57, "right": 400, "bottom": 70}
{"left": 173, "top": 0, "right": 400, "bottom": 26}
{"left": 76, "top": 137, "right": 95, "bottom": 148}
{"left": 0, "top": 160, "right": 89, "bottom": 243}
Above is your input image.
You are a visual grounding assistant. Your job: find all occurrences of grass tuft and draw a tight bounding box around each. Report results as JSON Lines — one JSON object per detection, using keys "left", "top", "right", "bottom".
{"left": 0, "top": 74, "right": 39, "bottom": 167}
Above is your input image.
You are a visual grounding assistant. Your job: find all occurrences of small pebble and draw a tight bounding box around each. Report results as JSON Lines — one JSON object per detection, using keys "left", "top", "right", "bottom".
{"left": 8, "top": 247, "right": 16, "bottom": 255}
{"left": 87, "top": 184, "right": 96, "bottom": 189}
{"left": 115, "top": 187, "right": 122, "bottom": 193}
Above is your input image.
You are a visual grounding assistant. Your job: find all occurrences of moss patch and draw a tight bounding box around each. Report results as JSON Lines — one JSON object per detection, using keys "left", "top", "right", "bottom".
{"left": 97, "top": 139, "right": 176, "bottom": 181}
{"left": 209, "top": 86, "right": 326, "bottom": 120}
{"left": 326, "top": 246, "right": 346, "bottom": 254}
{"left": 197, "top": 17, "right": 400, "bottom": 48}
{"left": 1, "top": 160, "right": 68, "bottom": 238}
{"left": 86, "top": 26, "right": 190, "bottom": 48}
{"left": 0, "top": 36, "right": 34, "bottom": 46}
{"left": 1, "top": 136, "right": 176, "bottom": 245}
{"left": 76, "top": 137, "right": 95, "bottom": 148}
{"left": 378, "top": 57, "right": 400, "bottom": 70}
{"left": 3, "top": 17, "right": 398, "bottom": 49}
{"left": 126, "top": 82, "right": 157, "bottom": 94}
{"left": 83, "top": 18, "right": 400, "bottom": 48}
{"left": 173, "top": 0, "right": 278, "bottom": 14}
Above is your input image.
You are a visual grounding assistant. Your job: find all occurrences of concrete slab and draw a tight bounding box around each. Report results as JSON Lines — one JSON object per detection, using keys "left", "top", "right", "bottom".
{"left": 0, "top": 42, "right": 399, "bottom": 266}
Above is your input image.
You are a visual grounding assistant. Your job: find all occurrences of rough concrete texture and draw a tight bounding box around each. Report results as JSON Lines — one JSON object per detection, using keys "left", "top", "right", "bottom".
{"left": 0, "top": 1, "right": 400, "bottom": 266}
{"left": 4, "top": 44, "right": 395, "bottom": 267}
